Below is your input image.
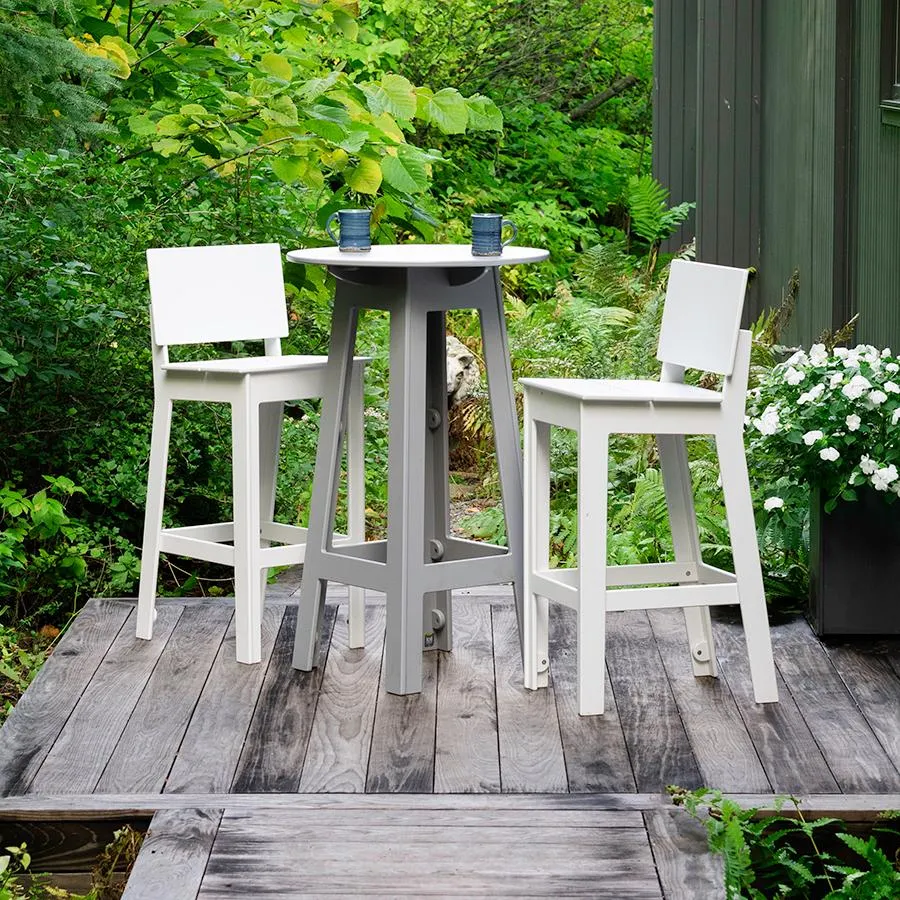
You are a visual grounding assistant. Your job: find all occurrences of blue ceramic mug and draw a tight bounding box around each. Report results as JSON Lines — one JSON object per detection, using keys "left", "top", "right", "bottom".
{"left": 325, "top": 209, "right": 372, "bottom": 252}
{"left": 471, "top": 213, "right": 518, "bottom": 256}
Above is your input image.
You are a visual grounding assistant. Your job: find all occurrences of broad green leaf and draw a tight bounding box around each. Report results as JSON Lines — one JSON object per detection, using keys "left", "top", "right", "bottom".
{"left": 269, "top": 10, "right": 296, "bottom": 26}
{"left": 101, "top": 35, "right": 137, "bottom": 64}
{"left": 128, "top": 115, "right": 156, "bottom": 136}
{"left": 262, "top": 95, "right": 299, "bottom": 126}
{"left": 364, "top": 74, "right": 416, "bottom": 120}
{"left": 307, "top": 118, "right": 346, "bottom": 144}
{"left": 346, "top": 156, "right": 382, "bottom": 194}
{"left": 155, "top": 114, "right": 186, "bottom": 136}
{"left": 191, "top": 135, "right": 220, "bottom": 158}
{"left": 180, "top": 103, "right": 208, "bottom": 118}
{"left": 465, "top": 94, "right": 503, "bottom": 132}
{"left": 298, "top": 72, "right": 340, "bottom": 102}
{"left": 260, "top": 53, "right": 293, "bottom": 82}
{"left": 332, "top": 9, "right": 359, "bottom": 40}
{"left": 270, "top": 156, "right": 307, "bottom": 184}
{"left": 151, "top": 137, "right": 184, "bottom": 157}
{"left": 322, "top": 148, "right": 349, "bottom": 171}
{"left": 372, "top": 111, "right": 403, "bottom": 143}
{"left": 308, "top": 103, "right": 351, "bottom": 126}
{"left": 417, "top": 87, "right": 468, "bottom": 134}
{"left": 339, "top": 125, "right": 369, "bottom": 153}
{"left": 381, "top": 149, "right": 429, "bottom": 194}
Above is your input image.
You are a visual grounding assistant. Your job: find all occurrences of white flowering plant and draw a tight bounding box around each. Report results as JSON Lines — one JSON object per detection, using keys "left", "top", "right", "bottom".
{"left": 746, "top": 342, "right": 900, "bottom": 512}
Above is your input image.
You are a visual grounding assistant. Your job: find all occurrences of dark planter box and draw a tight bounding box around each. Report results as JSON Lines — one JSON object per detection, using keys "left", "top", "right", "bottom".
{"left": 808, "top": 485, "right": 900, "bottom": 636}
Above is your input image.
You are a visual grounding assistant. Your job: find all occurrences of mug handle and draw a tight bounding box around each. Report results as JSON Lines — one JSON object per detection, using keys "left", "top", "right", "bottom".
{"left": 325, "top": 211, "right": 340, "bottom": 245}
{"left": 501, "top": 220, "right": 518, "bottom": 248}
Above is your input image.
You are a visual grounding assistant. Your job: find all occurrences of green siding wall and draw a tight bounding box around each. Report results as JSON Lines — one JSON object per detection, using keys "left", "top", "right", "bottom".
{"left": 758, "top": 1, "right": 837, "bottom": 346}
{"left": 850, "top": 1, "right": 900, "bottom": 348}
{"left": 653, "top": 0, "right": 698, "bottom": 251}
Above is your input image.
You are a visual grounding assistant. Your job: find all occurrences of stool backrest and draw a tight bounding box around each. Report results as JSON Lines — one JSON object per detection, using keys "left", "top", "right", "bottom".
{"left": 656, "top": 259, "right": 749, "bottom": 376}
{"left": 146, "top": 243, "right": 288, "bottom": 347}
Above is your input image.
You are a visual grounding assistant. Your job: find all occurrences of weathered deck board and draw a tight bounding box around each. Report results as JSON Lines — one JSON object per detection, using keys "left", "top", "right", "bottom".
{"left": 164, "top": 606, "right": 284, "bottom": 794}
{"left": 231, "top": 604, "right": 336, "bottom": 793}
{"left": 122, "top": 808, "right": 221, "bottom": 900}
{"left": 606, "top": 610, "right": 703, "bottom": 792}
{"left": 644, "top": 807, "right": 724, "bottom": 899}
{"left": 434, "top": 602, "right": 501, "bottom": 793}
{"left": 296, "top": 605, "right": 385, "bottom": 792}
{"left": 197, "top": 805, "right": 662, "bottom": 898}
{"left": 648, "top": 609, "right": 770, "bottom": 792}
{"left": 0, "top": 599, "right": 131, "bottom": 795}
{"left": 30, "top": 604, "right": 182, "bottom": 794}
{"left": 493, "top": 604, "right": 568, "bottom": 793}
{"left": 98, "top": 604, "right": 232, "bottom": 794}
{"left": 771, "top": 618, "right": 900, "bottom": 792}
{"left": 550, "top": 606, "right": 637, "bottom": 793}
{"left": 712, "top": 617, "right": 840, "bottom": 793}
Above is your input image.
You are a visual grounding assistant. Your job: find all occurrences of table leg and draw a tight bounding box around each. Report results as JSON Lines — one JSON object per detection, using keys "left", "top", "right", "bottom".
{"left": 478, "top": 269, "right": 525, "bottom": 649}
{"left": 384, "top": 295, "right": 429, "bottom": 694}
{"left": 292, "top": 294, "right": 360, "bottom": 671}
{"left": 423, "top": 311, "right": 453, "bottom": 652}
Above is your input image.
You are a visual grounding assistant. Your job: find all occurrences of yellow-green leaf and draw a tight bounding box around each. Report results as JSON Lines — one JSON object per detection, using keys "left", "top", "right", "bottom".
{"left": 128, "top": 115, "right": 156, "bottom": 136}
{"left": 100, "top": 34, "right": 137, "bottom": 64}
{"left": 381, "top": 149, "right": 428, "bottom": 194}
{"left": 372, "top": 111, "right": 403, "bottom": 143}
{"left": 346, "top": 156, "right": 382, "bottom": 194}
{"left": 417, "top": 87, "right": 467, "bottom": 134}
{"left": 156, "top": 114, "right": 186, "bottom": 136}
{"left": 260, "top": 52, "right": 293, "bottom": 82}
{"left": 180, "top": 103, "right": 208, "bottom": 118}
{"left": 364, "top": 73, "right": 416, "bottom": 120}
{"left": 465, "top": 94, "right": 503, "bottom": 132}
{"left": 270, "top": 156, "right": 307, "bottom": 184}
{"left": 151, "top": 138, "right": 184, "bottom": 157}
{"left": 332, "top": 8, "right": 359, "bottom": 39}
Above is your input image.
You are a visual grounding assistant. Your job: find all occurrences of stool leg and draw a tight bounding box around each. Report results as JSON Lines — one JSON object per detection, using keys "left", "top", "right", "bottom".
{"left": 523, "top": 401, "right": 550, "bottom": 691}
{"left": 232, "top": 382, "right": 263, "bottom": 664}
{"left": 658, "top": 434, "right": 717, "bottom": 677}
{"left": 384, "top": 296, "right": 429, "bottom": 695}
{"left": 716, "top": 428, "right": 778, "bottom": 703}
{"left": 423, "top": 310, "right": 452, "bottom": 653}
{"left": 577, "top": 409, "right": 609, "bottom": 716}
{"left": 293, "top": 296, "right": 360, "bottom": 671}
{"left": 347, "top": 360, "right": 366, "bottom": 649}
{"left": 478, "top": 271, "right": 525, "bottom": 647}
{"left": 258, "top": 400, "right": 283, "bottom": 627}
{"left": 137, "top": 395, "right": 172, "bottom": 640}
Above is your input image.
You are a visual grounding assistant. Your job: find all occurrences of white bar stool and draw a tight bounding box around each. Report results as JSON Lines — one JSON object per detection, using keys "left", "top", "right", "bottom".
{"left": 521, "top": 258, "right": 778, "bottom": 715}
{"left": 136, "top": 243, "right": 367, "bottom": 664}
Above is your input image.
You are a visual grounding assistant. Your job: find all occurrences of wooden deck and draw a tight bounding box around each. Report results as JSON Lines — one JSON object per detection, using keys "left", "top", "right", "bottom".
{"left": 1, "top": 576, "right": 899, "bottom": 896}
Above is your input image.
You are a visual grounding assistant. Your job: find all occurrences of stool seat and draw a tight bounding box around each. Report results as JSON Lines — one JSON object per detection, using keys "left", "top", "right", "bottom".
{"left": 161, "top": 355, "right": 331, "bottom": 376}
{"left": 137, "top": 243, "right": 367, "bottom": 664}
{"left": 520, "top": 377, "right": 724, "bottom": 404}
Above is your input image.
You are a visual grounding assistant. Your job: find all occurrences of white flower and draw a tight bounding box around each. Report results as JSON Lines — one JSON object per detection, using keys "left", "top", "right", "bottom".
{"left": 860, "top": 454, "right": 878, "bottom": 475}
{"left": 886, "top": 362, "right": 899, "bottom": 374}
{"left": 753, "top": 404, "right": 780, "bottom": 436}
{"left": 842, "top": 374, "right": 872, "bottom": 400}
{"left": 882, "top": 348, "right": 893, "bottom": 358}
{"left": 808, "top": 343, "right": 828, "bottom": 367}
{"left": 798, "top": 383, "right": 825, "bottom": 404}
{"left": 803, "top": 430, "right": 824, "bottom": 445}
{"left": 843, "top": 352, "right": 861, "bottom": 369}
{"left": 872, "top": 465, "right": 899, "bottom": 491}
{"left": 786, "top": 350, "right": 807, "bottom": 366}
{"left": 764, "top": 497, "right": 785, "bottom": 511}
{"left": 893, "top": 408, "right": 900, "bottom": 426}
{"left": 867, "top": 389, "right": 888, "bottom": 406}
{"left": 845, "top": 414, "right": 861, "bottom": 431}
{"left": 819, "top": 447, "right": 840, "bottom": 462}
{"left": 784, "top": 366, "right": 805, "bottom": 385}
{"left": 885, "top": 382, "right": 900, "bottom": 394}
{"left": 834, "top": 347, "right": 849, "bottom": 358}
{"left": 829, "top": 372, "right": 844, "bottom": 388}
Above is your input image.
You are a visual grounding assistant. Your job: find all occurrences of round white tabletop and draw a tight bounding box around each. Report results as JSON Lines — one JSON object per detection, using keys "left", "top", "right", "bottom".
{"left": 286, "top": 243, "right": 549, "bottom": 268}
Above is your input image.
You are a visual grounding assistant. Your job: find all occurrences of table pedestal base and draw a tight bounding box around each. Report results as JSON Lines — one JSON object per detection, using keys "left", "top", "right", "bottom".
{"left": 291, "top": 264, "right": 524, "bottom": 695}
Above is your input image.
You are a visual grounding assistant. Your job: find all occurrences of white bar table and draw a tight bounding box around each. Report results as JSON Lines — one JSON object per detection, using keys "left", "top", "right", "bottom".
{"left": 286, "top": 244, "right": 548, "bottom": 694}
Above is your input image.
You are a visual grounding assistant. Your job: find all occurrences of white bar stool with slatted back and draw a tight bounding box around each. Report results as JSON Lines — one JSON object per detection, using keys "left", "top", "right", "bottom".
{"left": 136, "top": 243, "right": 367, "bottom": 664}
{"left": 521, "top": 258, "right": 778, "bottom": 715}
